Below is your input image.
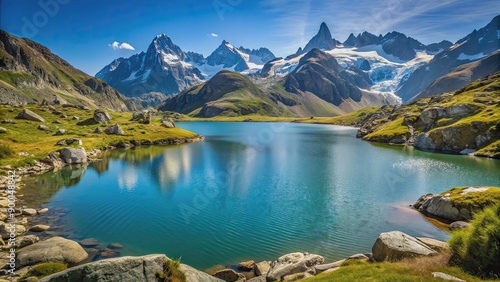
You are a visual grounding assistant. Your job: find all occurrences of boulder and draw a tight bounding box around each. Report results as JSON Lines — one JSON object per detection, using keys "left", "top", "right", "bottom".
{"left": 22, "top": 208, "right": 38, "bottom": 216}
{"left": 104, "top": 124, "right": 124, "bottom": 135}
{"left": 445, "top": 104, "right": 479, "bottom": 118}
{"left": 59, "top": 148, "right": 87, "bottom": 164}
{"left": 266, "top": 252, "right": 324, "bottom": 281}
{"left": 162, "top": 118, "right": 176, "bottom": 128}
{"left": 55, "top": 129, "right": 67, "bottom": 135}
{"left": 238, "top": 260, "right": 254, "bottom": 271}
{"left": 29, "top": 225, "right": 50, "bottom": 232}
{"left": 418, "top": 107, "right": 446, "bottom": 125}
{"left": 213, "top": 269, "right": 246, "bottom": 282}
{"left": 0, "top": 223, "right": 26, "bottom": 239}
{"left": 79, "top": 238, "right": 100, "bottom": 247}
{"left": 17, "top": 235, "right": 39, "bottom": 248}
{"left": 253, "top": 261, "right": 271, "bottom": 276}
{"left": 449, "top": 221, "right": 471, "bottom": 230}
{"left": 94, "top": 127, "right": 103, "bottom": 134}
{"left": 66, "top": 138, "right": 83, "bottom": 146}
{"left": 93, "top": 248, "right": 121, "bottom": 261}
{"left": 38, "top": 208, "right": 49, "bottom": 214}
{"left": 94, "top": 110, "right": 112, "bottom": 124}
{"left": 416, "top": 237, "right": 449, "bottom": 252}
{"left": 56, "top": 140, "right": 68, "bottom": 146}
{"left": 54, "top": 120, "right": 62, "bottom": 124}
{"left": 16, "top": 236, "right": 88, "bottom": 268}
{"left": 39, "top": 254, "right": 174, "bottom": 282}
{"left": 38, "top": 124, "right": 50, "bottom": 131}
{"left": 413, "top": 193, "right": 472, "bottom": 222}
{"left": 372, "top": 231, "right": 437, "bottom": 262}
{"left": 0, "top": 127, "right": 6, "bottom": 133}
{"left": 107, "top": 243, "right": 124, "bottom": 249}
{"left": 17, "top": 109, "right": 45, "bottom": 122}
{"left": 180, "top": 263, "right": 225, "bottom": 282}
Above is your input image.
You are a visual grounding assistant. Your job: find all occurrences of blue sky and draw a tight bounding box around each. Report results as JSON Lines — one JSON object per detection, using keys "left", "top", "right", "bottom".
{"left": 1, "top": 0, "right": 498, "bottom": 75}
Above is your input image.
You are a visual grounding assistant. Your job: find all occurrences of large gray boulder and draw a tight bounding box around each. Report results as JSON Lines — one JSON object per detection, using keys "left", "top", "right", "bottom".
{"left": 17, "top": 109, "right": 45, "bottom": 122}
{"left": 93, "top": 110, "right": 112, "bottom": 124}
{"left": 266, "top": 252, "right": 324, "bottom": 281}
{"left": 16, "top": 236, "right": 88, "bottom": 268}
{"left": 59, "top": 148, "right": 87, "bottom": 164}
{"left": 104, "top": 124, "right": 124, "bottom": 135}
{"left": 39, "top": 255, "right": 223, "bottom": 282}
{"left": 372, "top": 231, "right": 436, "bottom": 262}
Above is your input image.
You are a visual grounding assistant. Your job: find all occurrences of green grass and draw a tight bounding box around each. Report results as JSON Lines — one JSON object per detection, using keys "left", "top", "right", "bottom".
{"left": 0, "top": 143, "right": 14, "bottom": 159}
{"left": 364, "top": 117, "right": 409, "bottom": 142}
{"left": 441, "top": 187, "right": 500, "bottom": 212}
{"left": 0, "top": 70, "right": 35, "bottom": 86}
{"left": 156, "top": 259, "right": 187, "bottom": 282}
{"left": 296, "top": 106, "right": 382, "bottom": 126}
{"left": 0, "top": 105, "right": 199, "bottom": 168}
{"left": 449, "top": 202, "right": 500, "bottom": 278}
{"left": 21, "top": 262, "right": 67, "bottom": 279}
{"left": 302, "top": 255, "right": 498, "bottom": 282}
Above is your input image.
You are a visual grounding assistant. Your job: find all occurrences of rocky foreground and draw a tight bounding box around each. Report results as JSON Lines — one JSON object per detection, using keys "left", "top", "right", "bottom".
{"left": 0, "top": 231, "right": 454, "bottom": 282}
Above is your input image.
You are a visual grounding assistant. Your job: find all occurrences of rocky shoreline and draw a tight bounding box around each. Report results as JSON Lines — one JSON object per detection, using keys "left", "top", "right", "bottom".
{"left": 0, "top": 179, "right": 491, "bottom": 281}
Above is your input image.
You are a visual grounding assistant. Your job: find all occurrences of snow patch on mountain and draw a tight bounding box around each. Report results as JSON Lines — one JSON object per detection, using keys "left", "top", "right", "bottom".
{"left": 457, "top": 52, "right": 488, "bottom": 61}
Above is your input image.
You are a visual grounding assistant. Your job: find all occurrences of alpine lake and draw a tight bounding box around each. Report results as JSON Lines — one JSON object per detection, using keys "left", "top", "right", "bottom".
{"left": 21, "top": 122, "right": 500, "bottom": 270}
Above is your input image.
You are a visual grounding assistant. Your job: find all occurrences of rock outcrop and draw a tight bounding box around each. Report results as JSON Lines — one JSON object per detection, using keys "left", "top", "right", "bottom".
{"left": 16, "top": 236, "right": 88, "bottom": 268}
{"left": 372, "top": 231, "right": 436, "bottom": 262}
{"left": 412, "top": 187, "right": 493, "bottom": 222}
{"left": 213, "top": 268, "right": 246, "bottom": 282}
{"left": 266, "top": 252, "right": 324, "bottom": 281}
{"left": 59, "top": 148, "right": 88, "bottom": 164}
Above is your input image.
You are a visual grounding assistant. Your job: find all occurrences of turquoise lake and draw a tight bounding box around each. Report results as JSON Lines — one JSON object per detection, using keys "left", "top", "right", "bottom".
{"left": 24, "top": 122, "right": 500, "bottom": 270}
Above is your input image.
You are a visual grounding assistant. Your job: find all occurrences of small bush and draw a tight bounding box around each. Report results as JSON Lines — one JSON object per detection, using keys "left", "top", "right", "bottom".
{"left": 21, "top": 262, "right": 67, "bottom": 279}
{"left": 0, "top": 143, "right": 14, "bottom": 159}
{"left": 449, "top": 202, "right": 500, "bottom": 278}
{"left": 156, "top": 258, "right": 186, "bottom": 282}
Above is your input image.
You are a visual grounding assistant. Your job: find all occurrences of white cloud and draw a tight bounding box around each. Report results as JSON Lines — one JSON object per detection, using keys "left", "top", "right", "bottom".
{"left": 210, "top": 33, "right": 219, "bottom": 37}
{"left": 109, "top": 41, "right": 135, "bottom": 50}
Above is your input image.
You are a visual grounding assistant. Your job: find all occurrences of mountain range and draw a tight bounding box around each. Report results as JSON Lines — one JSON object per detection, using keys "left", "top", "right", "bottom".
{"left": 1, "top": 14, "right": 498, "bottom": 118}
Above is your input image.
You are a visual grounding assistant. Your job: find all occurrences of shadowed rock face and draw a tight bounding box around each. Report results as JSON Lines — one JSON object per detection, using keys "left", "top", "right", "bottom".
{"left": 300, "top": 22, "right": 338, "bottom": 54}
{"left": 284, "top": 49, "right": 371, "bottom": 106}
{"left": 398, "top": 15, "right": 500, "bottom": 102}
{"left": 413, "top": 51, "right": 500, "bottom": 100}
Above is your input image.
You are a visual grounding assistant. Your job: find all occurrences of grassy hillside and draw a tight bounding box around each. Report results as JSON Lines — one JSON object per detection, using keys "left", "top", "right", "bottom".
{"left": 0, "top": 105, "right": 198, "bottom": 168}
{"left": 0, "top": 30, "right": 135, "bottom": 111}
{"left": 300, "top": 72, "right": 500, "bottom": 158}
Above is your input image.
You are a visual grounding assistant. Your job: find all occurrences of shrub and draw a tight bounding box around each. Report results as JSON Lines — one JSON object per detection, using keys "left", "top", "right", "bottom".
{"left": 21, "top": 262, "right": 67, "bottom": 279}
{"left": 156, "top": 258, "right": 186, "bottom": 282}
{"left": 449, "top": 202, "right": 500, "bottom": 278}
{"left": 0, "top": 143, "right": 14, "bottom": 159}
